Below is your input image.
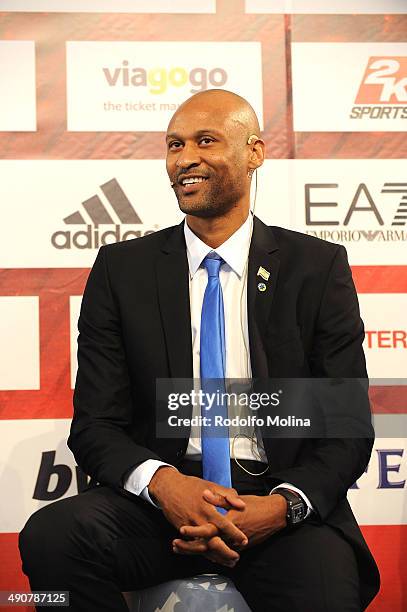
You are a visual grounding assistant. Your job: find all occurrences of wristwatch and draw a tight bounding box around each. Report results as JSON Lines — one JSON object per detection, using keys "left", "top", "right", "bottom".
{"left": 271, "top": 488, "right": 307, "bottom": 526}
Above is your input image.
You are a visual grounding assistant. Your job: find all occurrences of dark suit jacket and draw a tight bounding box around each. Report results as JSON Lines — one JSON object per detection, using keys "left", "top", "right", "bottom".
{"left": 68, "top": 216, "right": 380, "bottom": 609}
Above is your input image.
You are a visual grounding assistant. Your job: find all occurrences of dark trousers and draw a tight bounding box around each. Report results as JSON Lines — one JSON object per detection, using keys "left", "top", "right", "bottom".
{"left": 19, "top": 460, "right": 360, "bottom": 612}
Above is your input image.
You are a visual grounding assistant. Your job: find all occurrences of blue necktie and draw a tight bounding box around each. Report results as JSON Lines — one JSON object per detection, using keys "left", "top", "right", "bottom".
{"left": 200, "top": 253, "right": 232, "bottom": 493}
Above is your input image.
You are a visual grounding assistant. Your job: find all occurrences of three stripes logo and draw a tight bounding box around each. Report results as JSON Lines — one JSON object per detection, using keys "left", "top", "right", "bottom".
{"left": 51, "top": 178, "right": 156, "bottom": 249}
{"left": 381, "top": 183, "right": 407, "bottom": 227}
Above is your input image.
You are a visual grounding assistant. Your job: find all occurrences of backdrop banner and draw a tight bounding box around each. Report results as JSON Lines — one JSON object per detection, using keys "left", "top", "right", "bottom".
{"left": 0, "top": 3, "right": 406, "bottom": 611}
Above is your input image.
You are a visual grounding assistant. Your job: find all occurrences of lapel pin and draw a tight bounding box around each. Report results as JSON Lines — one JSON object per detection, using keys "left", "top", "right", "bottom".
{"left": 258, "top": 282, "right": 267, "bottom": 292}
{"left": 257, "top": 266, "right": 270, "bottom": 281}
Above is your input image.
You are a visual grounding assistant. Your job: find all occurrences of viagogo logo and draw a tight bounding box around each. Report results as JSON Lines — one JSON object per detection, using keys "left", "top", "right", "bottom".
{"left": 102, "top": 61, "right": 228, "bottom": 95}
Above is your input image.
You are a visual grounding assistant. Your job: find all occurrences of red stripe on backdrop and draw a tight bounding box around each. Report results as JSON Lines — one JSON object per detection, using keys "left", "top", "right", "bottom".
{"left": 369, "top": 387, "right": 407, "bottom": 414}
{"left": 352, "top": 266, "right": 407, "bottom": 294}
{"left": 0, "top": 269, "right": 89, "bottom": 420}
{"left": 0, "top": 265, "right": 406, "bottom": 420}
{"left": 0, "top": 526, "right": 405, "bottom": 611}
{"left": 361, "top": 525, "right": 407, "bottom": 611}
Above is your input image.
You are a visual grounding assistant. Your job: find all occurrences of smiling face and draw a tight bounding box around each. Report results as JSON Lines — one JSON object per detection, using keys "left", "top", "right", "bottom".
{"left": 166, "top": 93, "right": 253, "bottom": 219}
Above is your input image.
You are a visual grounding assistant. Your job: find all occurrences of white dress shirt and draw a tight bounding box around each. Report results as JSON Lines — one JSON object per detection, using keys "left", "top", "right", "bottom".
{"left": 124, "top": 214, "right": 312, "bottom": 515}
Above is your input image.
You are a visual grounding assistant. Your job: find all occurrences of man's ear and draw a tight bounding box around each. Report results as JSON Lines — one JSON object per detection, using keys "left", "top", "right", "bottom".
{"left": 247, "top": 136, "right": 265, "bottom": 171}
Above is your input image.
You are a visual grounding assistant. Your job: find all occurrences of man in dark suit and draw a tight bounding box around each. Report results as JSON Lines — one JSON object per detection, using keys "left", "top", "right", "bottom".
{"left": 19, "top": 89, "right": 380, "bottom": 611}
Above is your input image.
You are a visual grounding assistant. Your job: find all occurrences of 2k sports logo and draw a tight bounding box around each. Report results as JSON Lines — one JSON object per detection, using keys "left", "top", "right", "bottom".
{"left": 51, "top": 178, "right": 157, "bottom": 249}
{"left": 351, "top": 56, "right": 407, "bottom": 120}
{"left": 356, "top": 57, "right": 407, "bottom": 103}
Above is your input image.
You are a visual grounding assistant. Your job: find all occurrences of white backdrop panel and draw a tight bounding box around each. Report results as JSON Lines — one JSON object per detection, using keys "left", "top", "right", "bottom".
{"left": 0, "top": 160, "right": 288, "bottom": 268}
{"left": 246, "top": 0, "right": 407, "bottom": 14}
{"left": 0, "top": 41, "right": 36, "bottom": 132}
{"left": 0, "top": 297, "right": 40, "bottom": 391}
{"left": 274, "top": 159, "right": 407, "bottom": 265}
{"left": 66, "top": 41, "right": 263, "bottom": 132}
{"left": 0, "top": 419, "right": 77, "bottom": 533}
{"left": 359, "top": 294, "right": 407, "bottom": 379}
{"left": 0, "top": 0, "right": 216, "bottom": 13}
{"left": 292, "top": 43, "right": 407, "bottom": 132}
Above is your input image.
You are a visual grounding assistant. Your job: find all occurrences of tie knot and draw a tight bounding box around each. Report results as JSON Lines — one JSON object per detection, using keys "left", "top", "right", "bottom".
{"left": 203, "top": 253, "right": 223, "bottom": 278}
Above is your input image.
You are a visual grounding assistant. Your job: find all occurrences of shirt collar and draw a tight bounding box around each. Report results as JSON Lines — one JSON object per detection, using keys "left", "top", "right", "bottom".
{"left": 183, "top": 213, "right": 253, "bottom": 279}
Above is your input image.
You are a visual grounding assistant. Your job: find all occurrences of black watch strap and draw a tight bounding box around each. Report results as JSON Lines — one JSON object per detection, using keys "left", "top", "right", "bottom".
{"left": 271, "top": 488, "right": 307, "bottom": 526}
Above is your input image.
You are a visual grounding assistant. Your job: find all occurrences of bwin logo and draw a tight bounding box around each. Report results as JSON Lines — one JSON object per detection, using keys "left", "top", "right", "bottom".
{"left": 51, "top": 178, "right": 156, "bottom": 249}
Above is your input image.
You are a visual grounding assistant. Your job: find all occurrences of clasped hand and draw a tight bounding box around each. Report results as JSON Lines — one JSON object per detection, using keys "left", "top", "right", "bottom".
{"left": 148, "top": 467, "right": 287, "bottom": 567}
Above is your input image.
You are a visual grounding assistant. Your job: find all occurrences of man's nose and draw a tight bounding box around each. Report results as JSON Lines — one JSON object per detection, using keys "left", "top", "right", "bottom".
{"left": 176, "top": 142, "right": 201, "bottom": 170}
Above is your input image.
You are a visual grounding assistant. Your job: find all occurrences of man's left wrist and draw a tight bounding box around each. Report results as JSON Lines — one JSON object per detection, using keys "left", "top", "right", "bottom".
{"left": 266, "top": 493, "right": 288, "bottom": 530}
{"left": 270, "top": 488, "right": 307, "bottom": 527}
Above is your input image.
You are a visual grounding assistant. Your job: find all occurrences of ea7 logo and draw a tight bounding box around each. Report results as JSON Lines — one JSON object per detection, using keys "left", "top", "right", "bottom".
{"left": 304, "top": 182, "right": 407, "bottom": 243}
{"left": 355, "top": 57, "right": 407, "bottom": 104}
{"left": 305, "top": 183, "right": 407, "bottom": 227}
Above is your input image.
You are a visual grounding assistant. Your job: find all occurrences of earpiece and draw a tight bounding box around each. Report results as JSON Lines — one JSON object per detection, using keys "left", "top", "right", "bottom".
{"left": 247, "top": 135, "right": 260, "bottom": 177}
{"left": 247, "top": 134, "right": 259, "bottom": 145}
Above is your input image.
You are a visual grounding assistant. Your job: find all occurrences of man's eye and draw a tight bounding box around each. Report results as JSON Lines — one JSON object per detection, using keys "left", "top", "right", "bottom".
{"left": 199, "top": 137, "right": 213, "bottom": 145}
{"left": 168, "top": 141, "right": 182, "bottom": 150}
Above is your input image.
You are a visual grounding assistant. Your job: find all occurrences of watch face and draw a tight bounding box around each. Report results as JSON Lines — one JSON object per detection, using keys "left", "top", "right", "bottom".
{"left": 290, "top": 502, "right": 305, "bottom": 524}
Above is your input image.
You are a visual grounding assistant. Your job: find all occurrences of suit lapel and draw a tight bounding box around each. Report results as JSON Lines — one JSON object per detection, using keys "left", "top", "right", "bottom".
{"left": 248, "top": 218, "right": 298, "bottom": 471}
{"left": 156, "top": 223, "right": 193, "bottom": 379}
{"left": 247, "top": 217, "right": 280, "bottom": 379}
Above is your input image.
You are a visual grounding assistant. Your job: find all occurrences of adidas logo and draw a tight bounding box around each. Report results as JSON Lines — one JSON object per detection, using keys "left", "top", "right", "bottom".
{"left": 51, "top": 178, "right": 157, "bottom": 249}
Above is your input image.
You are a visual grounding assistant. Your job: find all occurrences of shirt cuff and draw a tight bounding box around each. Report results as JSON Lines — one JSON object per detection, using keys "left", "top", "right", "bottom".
{"left": 270, "top": 483, "right": 313, "bottom": 519}
{"left": 123, "top": 459, "right": 177, "bottom": 508}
